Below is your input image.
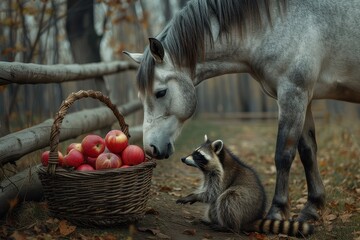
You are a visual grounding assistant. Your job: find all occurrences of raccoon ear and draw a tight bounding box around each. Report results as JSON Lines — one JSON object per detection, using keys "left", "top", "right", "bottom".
{"left": 211, "top": 140, "right": 223, "bottom": 155}
{"left": 204, "top": 134, "right": 208, "bottom": 142}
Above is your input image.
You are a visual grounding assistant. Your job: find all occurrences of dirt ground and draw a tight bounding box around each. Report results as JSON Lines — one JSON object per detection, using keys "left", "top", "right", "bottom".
{"left": 1, "top": 118, "right": 360, "bottom": 240}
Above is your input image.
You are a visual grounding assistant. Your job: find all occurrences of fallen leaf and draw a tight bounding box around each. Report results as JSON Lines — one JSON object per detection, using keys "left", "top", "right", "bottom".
{"left": 264, "top": 165, "right": 276, "bottom": 175}
{"left": 345, "top": 203, "right": 357, "bottom": 213}
{"left": 46, "top": 218, "right": 59, "bottom": 224}
{"left": 59, "top": 220, "right": 76, "bottom": 236}
{"left": 103, "top": 233, "right": 117, "bottom": 240}
{"left": 8, "top": 197, "right": 19, "bottom": 212}
{"left": 352, "top": 231, "right": 360, "bottom": 240}
{"left": 159, "top": 186, "right": 172, "bottom": 192}
{"left": 296, "top": 204, "right": 304, "bottom": 210}
{"left": 183, "top": 229, "right": 196, "bottom": 236}
{"left": 324, "top": 213, "right": 337, "bottom": 221}
{"left": 145, "top": 207, "right": 159, "bottom": 215}
{"left": 340, "top": 213, "right": 352, "bottom": 223}
{"left": 203, "top": 232, "right": 213, "bottom": 239}
{"left": 169, "top": 192, "right": 181, "bottom": 197}
{"left": 328, "top": 200, "right": 339, "bottom": 208}
{"left": 247, "top": 232, "right": 267, "bottom": 239}
{"left": 156, "top": 232, "right": 171, "bottom": 239}
{"left": 137, "top": 227, "right": 160, "bottom": 235}
{"left": 10, "top": 231, "right": 26, "bottom": 240}
{"left": 325, "top": 224, "right": 333, "bottom": 232}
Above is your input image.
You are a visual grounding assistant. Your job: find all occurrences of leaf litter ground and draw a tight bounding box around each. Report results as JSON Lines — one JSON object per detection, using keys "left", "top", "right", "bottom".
{"left": 1, "top": 118, "right": 359, "bottom": 240}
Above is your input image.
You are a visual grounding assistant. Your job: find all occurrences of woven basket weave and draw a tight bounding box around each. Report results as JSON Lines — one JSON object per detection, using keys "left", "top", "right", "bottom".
{"left": 38, "top": 90, "right": 156, "bottom": 227}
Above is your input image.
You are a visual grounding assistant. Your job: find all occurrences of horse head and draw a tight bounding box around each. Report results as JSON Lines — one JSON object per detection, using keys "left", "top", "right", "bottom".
{"left": 124, "top": 38, "right": 197, "bottom": 159}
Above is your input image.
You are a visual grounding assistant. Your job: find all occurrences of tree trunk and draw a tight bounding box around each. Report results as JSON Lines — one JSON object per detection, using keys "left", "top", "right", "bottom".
{"left": 66, "top": 0, "right": 106, "bottom": 108}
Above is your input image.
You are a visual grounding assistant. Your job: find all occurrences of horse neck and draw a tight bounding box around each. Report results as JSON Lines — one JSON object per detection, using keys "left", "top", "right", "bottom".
{"left": 193, "top": 32, "right": 256, "bottom": 86}
{"left": 193, "top": 8, "right": 276, "bottom": 86}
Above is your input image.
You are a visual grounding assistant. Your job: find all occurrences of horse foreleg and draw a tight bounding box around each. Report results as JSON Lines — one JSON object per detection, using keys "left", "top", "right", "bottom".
{"left": 297, "top": 105, "right": 325, "bottom": 221}
{"left": 266, "top": 89, "right": 308, "bottom": 220}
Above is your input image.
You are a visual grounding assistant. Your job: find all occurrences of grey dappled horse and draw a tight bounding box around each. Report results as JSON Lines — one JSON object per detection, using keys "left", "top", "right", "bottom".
{"left": 124, "top": 0, "right": 360, "bottom": 222}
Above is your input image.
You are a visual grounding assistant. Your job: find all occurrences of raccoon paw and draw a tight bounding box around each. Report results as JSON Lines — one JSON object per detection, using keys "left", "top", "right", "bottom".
{"left": 176, "top": 198, "right": 187, "bottom": 204}
{"left": 176, "top": 194, "right": 197, "bottom": 205}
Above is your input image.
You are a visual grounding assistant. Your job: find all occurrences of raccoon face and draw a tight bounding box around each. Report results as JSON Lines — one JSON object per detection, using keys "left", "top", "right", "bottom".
{"left": 181, "top": 135, "right": 224, "bottom": 171}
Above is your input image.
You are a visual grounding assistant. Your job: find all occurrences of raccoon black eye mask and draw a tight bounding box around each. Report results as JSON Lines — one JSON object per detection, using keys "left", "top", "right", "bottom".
{"left": 181, "top": 150, "right": 208, "bottom": 168}
{"left": 177, "top": 135, "right": 313, "bottom": 238}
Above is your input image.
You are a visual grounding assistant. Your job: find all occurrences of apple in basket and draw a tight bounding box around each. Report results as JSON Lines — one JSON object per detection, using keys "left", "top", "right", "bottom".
{"left": 86, "top": 156, "right": 97, "bottom": 169}
{"left": 81, "top": 134, "right": 105, "bottom": 158}
{"left": 41, "top": 150, "right": 64, "bottom": 167}
{"left": 121, "top": 145, "right": 145, "bottom": 166}
{"left": 66, "top": 143, "right": 82, "bottom": 154}
{"left": 76, "top": 163, "right": 95, "bottom": 171}
{"left": 64, "top": 149, "right": 85, "bottom": 168}
{"left": 96, "top": 152, "right": 122, "bottom": 170}
{"left": 105, "top": 130, "right": 128, "bottom": 154}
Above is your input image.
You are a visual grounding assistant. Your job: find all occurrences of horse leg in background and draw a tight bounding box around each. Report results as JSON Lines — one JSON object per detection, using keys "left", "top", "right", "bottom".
{"left": 266, "top": 87, "right": 308, "bottom": 220}
{"left": 297, "top": 105, "right": 325, "bottom": 221}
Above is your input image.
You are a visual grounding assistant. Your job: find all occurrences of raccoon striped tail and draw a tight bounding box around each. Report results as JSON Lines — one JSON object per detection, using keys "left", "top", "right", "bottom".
{"left": 245, "top": 219, "right": 314, "bottom": 238}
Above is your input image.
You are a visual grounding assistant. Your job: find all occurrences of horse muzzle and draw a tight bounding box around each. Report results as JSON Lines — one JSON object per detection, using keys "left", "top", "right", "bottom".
{"left": 145, "top": 142, "right": 174, "bottom": 159}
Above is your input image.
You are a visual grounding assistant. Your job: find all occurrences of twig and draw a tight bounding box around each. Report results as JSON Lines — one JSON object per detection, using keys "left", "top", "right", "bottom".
{"left": 0, "top": 165, "right": 19, "bottom": 192}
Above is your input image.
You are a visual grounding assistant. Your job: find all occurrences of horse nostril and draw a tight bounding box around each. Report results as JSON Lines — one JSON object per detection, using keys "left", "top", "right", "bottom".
{"left": 150, "top": 144, "right": 159, "bottom": 157}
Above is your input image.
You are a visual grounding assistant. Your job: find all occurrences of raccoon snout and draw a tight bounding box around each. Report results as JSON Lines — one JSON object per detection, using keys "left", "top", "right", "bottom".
{"left": 181, "top": 157, "right": 186, "bottom": 163}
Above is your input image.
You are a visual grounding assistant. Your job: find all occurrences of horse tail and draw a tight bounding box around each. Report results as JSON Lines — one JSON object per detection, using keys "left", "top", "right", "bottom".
{"left": 245, "top": 219, "right": 314, "bottom": 238}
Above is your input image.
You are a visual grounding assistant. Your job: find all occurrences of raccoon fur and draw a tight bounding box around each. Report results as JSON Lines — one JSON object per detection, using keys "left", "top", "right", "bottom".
{"left": 176, "top": 135, "right": 314, "bottom": 238}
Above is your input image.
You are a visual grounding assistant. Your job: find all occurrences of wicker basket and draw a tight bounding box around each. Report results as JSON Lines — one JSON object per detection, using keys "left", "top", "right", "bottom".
{"left": 38, "top": 90, "right": 156, "bottom": 227}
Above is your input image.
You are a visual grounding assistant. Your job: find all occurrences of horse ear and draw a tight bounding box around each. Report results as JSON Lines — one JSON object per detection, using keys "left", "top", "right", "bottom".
{"left": 211, "top": 140, "right": 223, "bottom": 155}
{"left": 149, "top": 38, "right": 164, "bottom": 63}
{"left": 123, "top": 51, "right": 143, "bottom": 64}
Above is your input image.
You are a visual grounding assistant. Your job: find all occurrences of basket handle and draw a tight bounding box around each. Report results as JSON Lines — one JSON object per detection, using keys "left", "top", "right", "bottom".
{"left": 48, "top": 90, "right": 130, "bottom": 174}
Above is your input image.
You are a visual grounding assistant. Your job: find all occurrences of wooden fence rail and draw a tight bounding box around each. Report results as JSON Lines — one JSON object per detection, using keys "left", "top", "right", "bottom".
{"left": 0, "top": 61, "right": 137, "bottom": 85}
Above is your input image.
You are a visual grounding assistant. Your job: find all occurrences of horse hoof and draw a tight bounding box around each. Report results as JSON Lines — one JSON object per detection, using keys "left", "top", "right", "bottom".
{"left": 266, "top": 205, "right": 288, "bottom": 220}
{"left": 297, "top": 203, "right": 321, "bottom": 221}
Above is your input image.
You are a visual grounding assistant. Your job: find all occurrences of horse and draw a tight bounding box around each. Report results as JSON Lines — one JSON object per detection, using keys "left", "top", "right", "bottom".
{"left": 124, "top": 0, "right": 360, "bottom": 222}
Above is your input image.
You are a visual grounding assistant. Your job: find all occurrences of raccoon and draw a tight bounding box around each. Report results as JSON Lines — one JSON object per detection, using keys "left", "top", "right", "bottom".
{"left": 176, "top": 135, "right": 314, "bottom": 238}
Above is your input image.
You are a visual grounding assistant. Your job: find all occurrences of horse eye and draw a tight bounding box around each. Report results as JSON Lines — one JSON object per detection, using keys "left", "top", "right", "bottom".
{"left": 155, "top": 89, "right": 167, "bottom": 99}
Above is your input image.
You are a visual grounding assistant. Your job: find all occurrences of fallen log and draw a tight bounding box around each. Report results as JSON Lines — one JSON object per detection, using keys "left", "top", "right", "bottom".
{"left": 0, "top": 165, "right": 43, "bottom": 218}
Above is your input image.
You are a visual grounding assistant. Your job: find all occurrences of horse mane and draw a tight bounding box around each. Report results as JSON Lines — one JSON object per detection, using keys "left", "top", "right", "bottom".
{"left": 137, "top": 0, "right": 286, "bottom": 93}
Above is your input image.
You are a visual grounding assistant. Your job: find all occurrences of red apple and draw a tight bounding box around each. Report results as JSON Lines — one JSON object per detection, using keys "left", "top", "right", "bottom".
{"left": 86, "top": 156, "right": 97, "bottom": 169}
{"left": 120, "top": 165, "right": 130, "bottom": 169}
{"left": 81, "top": 134, "right": 105, "bottom": 158}
{"left": 96, "top": 153, "right": 122, "bottom": 170}
{"left": 121, "top": 145, "right": 145, "bottom": 166}
{"left": 104, "top": 130, "right": 128, "bottom": 154}
{"left": 76, "top": 164, "right": 95, "bottom": 171}
{"left": 64, "top": 149, "right": 85, "bottom": 168}
{"left": 67, "top": 143, "right": 82, "bottom": 154}
{"left": 41, "top": 150, "right": 64, "bottom": 167}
